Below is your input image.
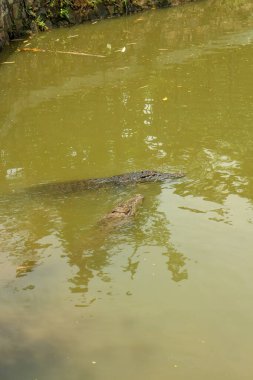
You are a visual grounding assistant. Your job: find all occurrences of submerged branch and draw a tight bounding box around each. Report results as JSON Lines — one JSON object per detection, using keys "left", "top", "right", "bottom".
{"left": 18, "top": 47, "right": 106, "bottom": 58}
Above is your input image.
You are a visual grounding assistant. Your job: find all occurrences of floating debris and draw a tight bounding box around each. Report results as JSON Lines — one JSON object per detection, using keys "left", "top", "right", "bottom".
{"left": 115, "top": 46, "right": 126, "bottom": 53}
{"left": 11, "top": 38, "right": 25, "bottom": 42}
{"left": 134, "top": 18, "right": 144, "bottom": 23}
{"left": 6, "top": 167, "right": 23, "bottom": 178}
{"left": 55, "top": 50, "right": 106, "bottom": 58}
{"left": 18, "top": 47, "right": 105, "bottom": 58}
{"left": 23, "top": 284, "right": 35, "bottom": 291}
{"left": 116, "top": 66, "right": 129, "bottom": 70}
{"left": 18, "top": 47, "right": 45, "bottom": 52}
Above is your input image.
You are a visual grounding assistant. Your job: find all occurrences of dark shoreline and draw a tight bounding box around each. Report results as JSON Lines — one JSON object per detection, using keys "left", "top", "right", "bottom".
{"left": 0, "top": 0, "right": 197, "bottom": 52}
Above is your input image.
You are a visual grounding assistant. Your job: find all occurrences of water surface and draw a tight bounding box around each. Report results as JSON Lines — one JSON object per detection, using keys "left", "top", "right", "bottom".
{"left": 1, "top": 0, "right": 253, "bottom": 379}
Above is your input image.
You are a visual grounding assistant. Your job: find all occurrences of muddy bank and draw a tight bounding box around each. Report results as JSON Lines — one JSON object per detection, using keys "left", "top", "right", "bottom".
{"left": 0, "top": 0, "right": 197, "bottom": 51}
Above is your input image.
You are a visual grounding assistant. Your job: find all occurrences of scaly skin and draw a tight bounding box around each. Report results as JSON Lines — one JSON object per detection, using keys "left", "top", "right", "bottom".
{"left": 102, "top": 194, "right": 144, "bottom": 220}
{"left": 30, "top": 170, "right": 185, "bottom": 194}
{"left": 99, "top": 194, "right": 144, "bottom": 229}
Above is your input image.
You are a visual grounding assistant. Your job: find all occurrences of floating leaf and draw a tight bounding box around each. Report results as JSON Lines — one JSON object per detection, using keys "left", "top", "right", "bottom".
{"left": 6, "top": 167, "right": 24, "bottom": 179}
{"left": 115, "top": 46, "right": 126, "bottom": 53}
{"left": 134, "top": 18, "right": 144, "bottom": 23}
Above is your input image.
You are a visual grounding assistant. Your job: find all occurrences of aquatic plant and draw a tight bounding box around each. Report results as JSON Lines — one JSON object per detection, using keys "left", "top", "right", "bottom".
{"left": 35, "top": 16, "right": 48, "bottom": 31}
{"left": 49, "top": 0, "right": 71, "bottom": 20}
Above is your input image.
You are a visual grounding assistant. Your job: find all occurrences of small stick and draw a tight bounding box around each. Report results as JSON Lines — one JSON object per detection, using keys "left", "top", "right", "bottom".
{"left": 18, "top": 47, "right": 105, "bottom": 58}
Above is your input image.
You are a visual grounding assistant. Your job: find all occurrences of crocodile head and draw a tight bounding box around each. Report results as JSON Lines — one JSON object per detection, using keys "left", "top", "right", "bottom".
{"left": 131, "top": 170, "right": 185, "bottom": 183}
{"left": 101, "top": 194, "right": 144, "bottom": 225}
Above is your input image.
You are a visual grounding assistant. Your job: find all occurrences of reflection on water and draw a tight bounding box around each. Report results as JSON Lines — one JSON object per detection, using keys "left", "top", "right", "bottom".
{"left": 1, "top": 0, "right": 253, "bottom": 379}
{"left": 0, "top": 182, "right": 188, "bottom": 304}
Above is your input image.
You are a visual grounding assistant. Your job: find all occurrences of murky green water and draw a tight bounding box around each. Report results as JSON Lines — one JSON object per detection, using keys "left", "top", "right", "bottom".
{"left": 1, "top": 0, "right": 253, "bottom": 378}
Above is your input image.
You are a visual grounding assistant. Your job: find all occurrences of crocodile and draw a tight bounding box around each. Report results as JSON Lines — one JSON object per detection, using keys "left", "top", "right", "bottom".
{"left": 100, "top": 193, "right": 144, "bottom": 227}
{"left": 29, "top": 170, "right": 184, "bottom": 195}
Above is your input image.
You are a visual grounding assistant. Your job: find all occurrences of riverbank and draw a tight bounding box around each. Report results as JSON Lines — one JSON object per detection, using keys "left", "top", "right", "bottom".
{"left": 0, "top": 0, "right": 196, "bottom": 51}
